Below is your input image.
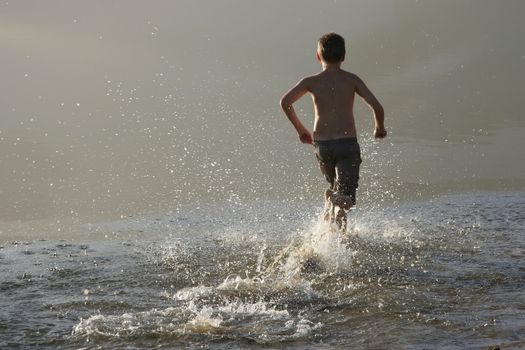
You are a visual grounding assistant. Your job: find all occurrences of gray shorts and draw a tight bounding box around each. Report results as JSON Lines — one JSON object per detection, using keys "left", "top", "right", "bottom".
{"left": 313, "top": 137, "right": 362, "bottom": 205}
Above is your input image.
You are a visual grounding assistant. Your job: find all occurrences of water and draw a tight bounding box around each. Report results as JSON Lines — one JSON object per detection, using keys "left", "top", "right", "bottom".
{"left": 1, "top": 192, "right": 524, "bottom": 349}
{"left": 2, "top": 1, "right": 525, "bottom": 219}
{"left": 2, "top": 1, "right": 525, "bottom": 348}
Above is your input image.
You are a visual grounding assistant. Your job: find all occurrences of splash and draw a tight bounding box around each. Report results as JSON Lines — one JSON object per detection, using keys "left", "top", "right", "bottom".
{"left": 69, "top": 193, "right": 525, "bottom": 347}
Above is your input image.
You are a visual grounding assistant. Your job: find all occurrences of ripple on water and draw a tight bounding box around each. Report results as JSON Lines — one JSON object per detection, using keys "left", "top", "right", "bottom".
{"left": 0, "top": 192, "right": 523, "bottom": 349}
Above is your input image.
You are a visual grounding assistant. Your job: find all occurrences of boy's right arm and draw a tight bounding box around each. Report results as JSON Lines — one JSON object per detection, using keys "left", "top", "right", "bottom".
{"left": 280, "top": 78, "right": 313, "bottom": 144}
{"left": 355, "top": 76, "right": 386, "bottom": 139}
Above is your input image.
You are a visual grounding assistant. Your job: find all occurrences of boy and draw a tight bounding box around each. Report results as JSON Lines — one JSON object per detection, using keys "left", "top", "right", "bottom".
{"left": 280, "top": 32, "right": 386, "bottom": 230}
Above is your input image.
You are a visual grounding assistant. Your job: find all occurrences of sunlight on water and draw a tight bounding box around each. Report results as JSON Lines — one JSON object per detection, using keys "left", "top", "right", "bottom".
{"left": 0, "top": 193, "right": 524, "bottom": 348}
{"left": 1, "top": 1, "right": 525, "bottom": 349}
{"left": 12, "top": 194, "right": 505, "bottom": 348}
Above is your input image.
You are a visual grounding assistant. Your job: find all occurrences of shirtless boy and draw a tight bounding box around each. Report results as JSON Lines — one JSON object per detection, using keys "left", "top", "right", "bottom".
{"left": 280, "top": 32, "right": 386, "bottom": 230}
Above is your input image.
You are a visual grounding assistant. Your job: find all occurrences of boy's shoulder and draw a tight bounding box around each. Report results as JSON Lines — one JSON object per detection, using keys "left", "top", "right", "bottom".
{"left": 337, "top": 69, "right": 361, "bottom": 81}
{"left": 306, "top": 69, "right": 360, "bottom": 80}
{"left": 301, "top": 70, "right": 361, "bottom": 87}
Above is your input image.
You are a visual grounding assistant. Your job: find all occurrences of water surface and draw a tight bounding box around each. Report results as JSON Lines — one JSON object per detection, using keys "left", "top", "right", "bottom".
{"left": 1, "top": 1, "right": 525, "bottom": 348}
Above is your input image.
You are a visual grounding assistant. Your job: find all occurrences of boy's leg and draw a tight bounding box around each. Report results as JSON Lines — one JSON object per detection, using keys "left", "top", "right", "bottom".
{"left": 334, "top": 206, "right": 348, "bottom": 232}
{"left": 331, "top": 146, "right": 361, "bottom": 231}
{"left": 323, "top": 189, "right": 334, "bottom": 222}
{"left": 315, "top": 139, "right": 361, "bottom": 231}
{"left": 315, "top": 152, "right": 336, "bottom": 223}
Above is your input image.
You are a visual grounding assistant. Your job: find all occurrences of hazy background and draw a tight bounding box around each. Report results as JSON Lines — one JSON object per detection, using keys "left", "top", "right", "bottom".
{"left": 1, "top": 1, "right": 524, "bottom": 235}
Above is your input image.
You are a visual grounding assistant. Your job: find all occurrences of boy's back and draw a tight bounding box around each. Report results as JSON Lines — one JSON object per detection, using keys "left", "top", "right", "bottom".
{"left": 280, "top": 60, "right": 384, "bottom": 144}
{"left": 305, "top": 69, "right": 360, "bottom": 141}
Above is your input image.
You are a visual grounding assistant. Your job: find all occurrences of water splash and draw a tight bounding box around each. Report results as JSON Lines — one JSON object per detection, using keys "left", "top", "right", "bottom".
{"left": 2, "top": 193, "right": 520, "bottom": 348}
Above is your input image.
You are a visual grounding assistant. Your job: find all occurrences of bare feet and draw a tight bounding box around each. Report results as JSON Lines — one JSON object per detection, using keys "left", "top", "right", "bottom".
{"left": 324, "top": 189, "right": 334, "bottom": 201}
{"left": 329, "top": 192, "right": 354, "bottom": 232}
{"left": 323, "top": 189, "right": 334, "bottom": 222}
{"left": 330, "top": 192, "right": 353, "bottom": 210}
{"left": 321, "top": 189, "right": 352, "bottom": 232}
{"left": 334, "top": 206, "right": 348, "bottom": 232}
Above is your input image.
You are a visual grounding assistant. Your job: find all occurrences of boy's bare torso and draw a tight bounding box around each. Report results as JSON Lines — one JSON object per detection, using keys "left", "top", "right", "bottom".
{"left": 305, "top": 69, "right": 359, "bottom": 141}
{"left": 280, "top": 64, "right": 383, "bottom": 145}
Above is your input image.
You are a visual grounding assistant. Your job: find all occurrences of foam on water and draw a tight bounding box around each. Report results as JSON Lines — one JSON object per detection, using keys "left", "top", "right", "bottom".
{"left": 72, "top": 293, "right": 317, "bottom": 343}
{"left": 1, "top": 192, "right": 524, "bottom": 349}
{"left": 72, "top": 199, "right": 423, "bottom": 344}
{"left": 68, "top": 202, "right": 376, "bottom": 345}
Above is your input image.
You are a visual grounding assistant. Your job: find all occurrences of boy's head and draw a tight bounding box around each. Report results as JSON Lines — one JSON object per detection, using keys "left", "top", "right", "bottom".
{"left": 317, "top": 32, "right": 345, "bottom": 64}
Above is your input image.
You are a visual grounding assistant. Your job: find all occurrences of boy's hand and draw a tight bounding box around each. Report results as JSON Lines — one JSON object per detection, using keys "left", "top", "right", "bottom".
{"left": 374, "top": 125, "right": 387, "bottom": 139}
{"left": 298, "top": 128, "right": 313, "bottom": 144}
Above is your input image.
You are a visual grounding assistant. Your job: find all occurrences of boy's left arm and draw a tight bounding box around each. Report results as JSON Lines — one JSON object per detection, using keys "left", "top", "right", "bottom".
{"left": 280, "top": 79, "right": 312, "bottom": 144}
{"left": 355, "top": 76, "right": 386, "bottom": 139}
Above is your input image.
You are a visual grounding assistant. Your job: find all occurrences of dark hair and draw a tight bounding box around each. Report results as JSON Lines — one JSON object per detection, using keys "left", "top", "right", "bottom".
{"left": 318, "top": 33, "right": 346, "bottom": 63}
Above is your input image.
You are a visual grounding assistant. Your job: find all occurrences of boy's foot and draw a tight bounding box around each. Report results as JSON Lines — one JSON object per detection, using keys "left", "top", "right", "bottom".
{"left": 322, "top": 190, "right": 353, "bottom": 231}
{"left": 323, "top": 189, "right": 334, "bottom": 222}
{"left": 324, "top": 189, "right": 334, "bottom": 201}
{"left": 329, "top": 192, "right": 354, "bottom": 211}
{"left": 329, "top": 192, "right": 353, "bottom": 232}
{"left": 335, "top": 207, "right": 348, "bottom": 232}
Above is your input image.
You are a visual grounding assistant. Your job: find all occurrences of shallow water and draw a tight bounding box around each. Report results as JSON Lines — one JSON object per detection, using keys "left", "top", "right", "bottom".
{"left": 2, "top": 1, "right": 525, "bottom": 348}
{"left": 1, "top": 192, "right": 524, "bottom": 349}
{"left": 2, "top": 1, "right": 525, "bottom": 220}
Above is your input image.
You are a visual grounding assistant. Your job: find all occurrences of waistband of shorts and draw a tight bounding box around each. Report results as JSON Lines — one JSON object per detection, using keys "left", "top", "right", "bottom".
{"left": 313, "top": 137, "right": 358, "bottom": 146}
